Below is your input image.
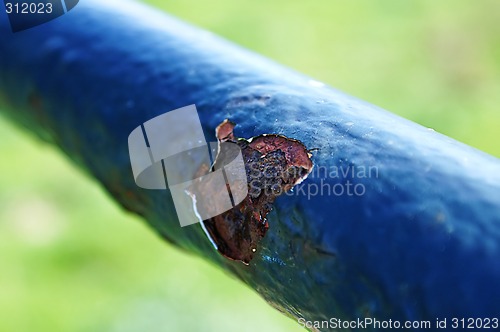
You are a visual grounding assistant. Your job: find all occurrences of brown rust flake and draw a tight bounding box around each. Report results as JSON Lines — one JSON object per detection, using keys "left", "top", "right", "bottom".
{"left": 189, "top": 120, "right": 313, "bottom": 265}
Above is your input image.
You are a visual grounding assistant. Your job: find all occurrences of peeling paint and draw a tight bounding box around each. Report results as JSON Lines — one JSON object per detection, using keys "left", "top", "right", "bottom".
{"left": 188, "top": 120, "right": 313, "bottom": 265}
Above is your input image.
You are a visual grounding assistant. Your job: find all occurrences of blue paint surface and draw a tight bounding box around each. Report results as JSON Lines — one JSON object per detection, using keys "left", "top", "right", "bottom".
{"left": 1, "top": 1, "right": 499, "bottom": 329}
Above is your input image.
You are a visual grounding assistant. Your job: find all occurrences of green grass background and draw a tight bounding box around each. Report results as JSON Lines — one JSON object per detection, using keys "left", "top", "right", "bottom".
{"left": 0, "top": 1, "right": 499, "bottom": 331}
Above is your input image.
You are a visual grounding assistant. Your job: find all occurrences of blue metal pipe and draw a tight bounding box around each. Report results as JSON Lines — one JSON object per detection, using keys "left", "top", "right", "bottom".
{"left": 1, "top": 1, "right": 499, "bottom": 330}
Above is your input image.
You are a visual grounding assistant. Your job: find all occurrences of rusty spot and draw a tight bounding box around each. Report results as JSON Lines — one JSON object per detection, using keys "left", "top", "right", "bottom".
{"left": 188, "top": 120, "right": 313, "bottom": 265}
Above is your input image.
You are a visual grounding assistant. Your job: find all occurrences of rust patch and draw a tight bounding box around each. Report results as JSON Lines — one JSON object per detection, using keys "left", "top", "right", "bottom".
{"left": 188, "top": 120, "right": 313, "bottom": 265}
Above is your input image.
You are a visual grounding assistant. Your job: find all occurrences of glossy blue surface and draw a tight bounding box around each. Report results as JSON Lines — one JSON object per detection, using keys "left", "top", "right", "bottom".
{"left": 1, "top": 1, "right": 499, "bottom": 329}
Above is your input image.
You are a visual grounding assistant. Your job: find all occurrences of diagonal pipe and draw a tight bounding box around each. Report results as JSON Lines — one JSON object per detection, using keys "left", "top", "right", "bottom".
{"left": 1, "top": 1, "right": 499, "bottom": 329}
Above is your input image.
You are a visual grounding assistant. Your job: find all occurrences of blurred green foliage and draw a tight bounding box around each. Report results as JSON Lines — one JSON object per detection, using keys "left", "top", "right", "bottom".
{"left": 0, "top": 1, "right": 498, "bottom": 331}
{"left": 148, "top": 0, "right": 500, "bottom": 157}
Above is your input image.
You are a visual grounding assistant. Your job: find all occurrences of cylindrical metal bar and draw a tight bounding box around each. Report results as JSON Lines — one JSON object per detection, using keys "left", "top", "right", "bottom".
{"left": 1, "top": 1, "right": 499, "bottom": 329}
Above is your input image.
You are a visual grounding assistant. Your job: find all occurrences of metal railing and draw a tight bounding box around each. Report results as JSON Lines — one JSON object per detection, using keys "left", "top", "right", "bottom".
{"left": 1, "top": 1, "right": 499, "bottom": 329}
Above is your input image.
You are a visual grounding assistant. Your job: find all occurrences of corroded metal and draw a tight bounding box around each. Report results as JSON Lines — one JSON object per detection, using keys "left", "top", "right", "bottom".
{"left": 1, "top": 1, "right": 499, "bottom": 330}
